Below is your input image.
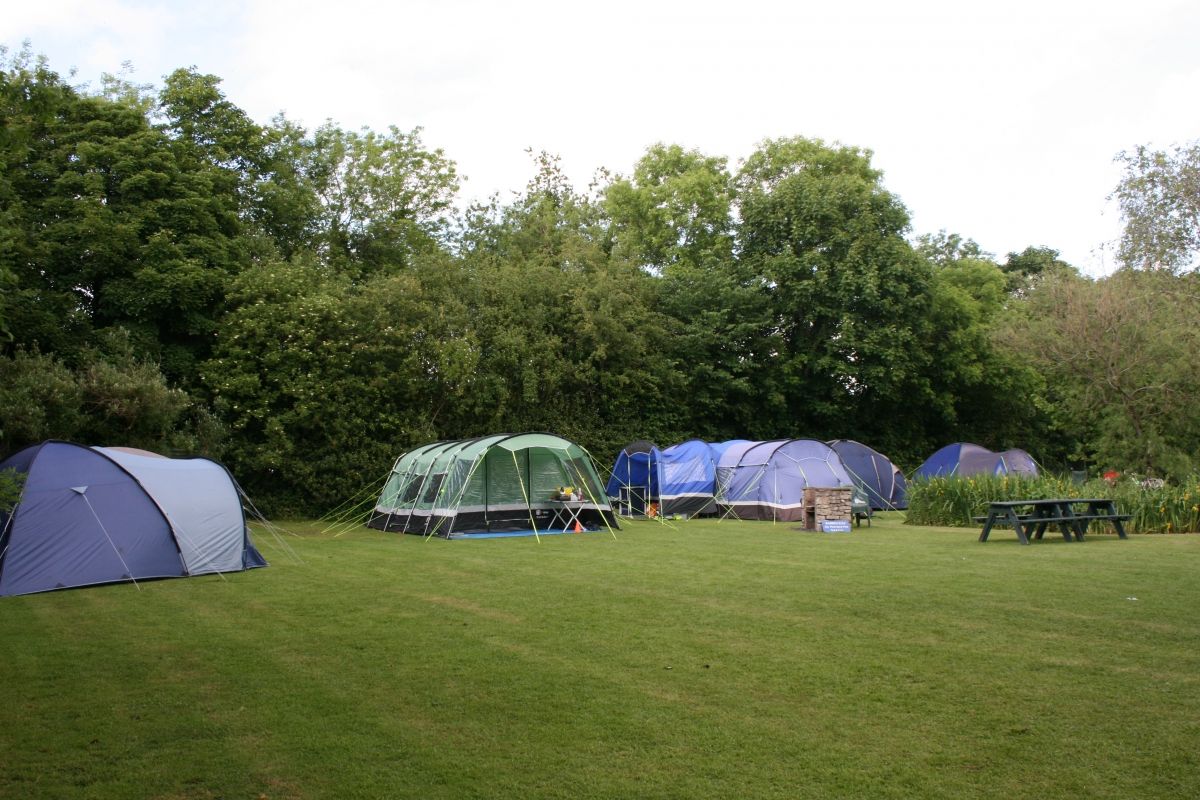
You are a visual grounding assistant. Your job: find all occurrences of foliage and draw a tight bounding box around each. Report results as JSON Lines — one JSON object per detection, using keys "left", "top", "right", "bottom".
{"left": 911, "top": 241, "right": 1060, "bottom": 464}
{"left": 4, "top": 48, "right": 1199, "bottom": 505}
{"left": 306, "top": 122, "right": 460, "bottom": 276}
{"left": 1113, "top": 140, "right": 1200, "bottom": 272}
{"left": 994, "top": 269, "right": 1200, "bottom": 478}
{"left": 734, "top": 137, "right": 935, "bottom": 454}
{"left": 0, "top": 349, "right": 84, "bottom": 451}
{"left": 201, "top": 255, "right": 478, "bottom": 514}
{"left": 0, "top": 51, "right": 250, "bottom": 381}
{"left": 0, "top": 467, "right": 23, "bottom": 512}
{"left": 0, "top": 337, "right": 217, "bottom": 456}
{"left": 604, "top": 143, "right": 735, "bottom": 273}
{"left": 906, "top": 473, "right": 1200, "bottom": 533}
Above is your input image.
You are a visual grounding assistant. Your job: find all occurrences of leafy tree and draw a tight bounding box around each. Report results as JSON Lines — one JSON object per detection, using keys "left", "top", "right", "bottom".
{"left": 1001, "top": 245, "right": 1077, "bottom": 296}
{"left": 1, "top": 51, "right": 250, "bottom": 381}
{"left": 1113, "top": 140, "right": 1200, "bottom": 272}
{"left": 604, "top": 143, "right": 735, "bottom": 273}
{"left": 995, "top": 269, "right": 1200, "bottom": 477}
{"left": 453, "top": 153, "right": 684, "bottom": 457}
{"left": 0, "top": 334, "right": 218, "bottom": 456}
{"left": 913, "top": 230, "right": 990, "bottom": 266}
{"left": 0, "top": 349, "right": 83, "bottom": 452}
{"left": 306, "top": 123, "right": 460, "bottom": 276}
{"left": 920, "top": 250, "right": 1056, "bottom": 461}
{"left": 202, "top": 254, "right": 480, "bottom": 514}
{"left": 733, "top": 136, "right": 934, "bottom": 453}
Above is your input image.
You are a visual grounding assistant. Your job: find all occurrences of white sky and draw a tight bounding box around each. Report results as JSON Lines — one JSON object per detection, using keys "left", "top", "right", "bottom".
{"left": 5, "top": 0, "right": 1199, "bottom": 275}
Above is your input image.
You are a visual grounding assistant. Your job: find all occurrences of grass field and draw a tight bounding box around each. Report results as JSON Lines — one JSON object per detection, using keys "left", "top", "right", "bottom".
{"left": 2, "top": 515, "right": 1198, "bottom": 799}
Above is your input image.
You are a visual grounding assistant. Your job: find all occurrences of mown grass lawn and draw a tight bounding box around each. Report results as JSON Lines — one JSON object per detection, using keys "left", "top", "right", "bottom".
{"left": 2, "top": 515, "right": 1198, "bottom": 799}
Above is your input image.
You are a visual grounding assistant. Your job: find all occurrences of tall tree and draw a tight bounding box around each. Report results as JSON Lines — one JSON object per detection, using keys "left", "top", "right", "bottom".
{"left": 1113, "top": 140, "right": 1200, "bottom": 272}
{"left": 918, "top": 245, "right": 1055, "bottom": 460}
{"left": 1, "top": 52, "right": 250, "bottom": 380}
{"left": 201, "top": 253, "right": 478, "bottom": 514}
{"left": 464, "top": 155, "right": 676, "bottom": 451}
{"left": 734, "top": 137, "right": 933, "bottom": 452}
{"left": 306, "top": 123, "right": 460, "bottom": 276}
{"left": 995, "top": 269, "right": 1200, "bottom": 477}
{"left": 604, "top": 143, "right": 735, "bottom": 273}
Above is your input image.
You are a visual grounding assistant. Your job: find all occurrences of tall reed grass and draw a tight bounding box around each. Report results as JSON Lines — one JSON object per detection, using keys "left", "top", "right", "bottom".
{"left": 905, "top": 474, "right": 1200, "bottom": 533}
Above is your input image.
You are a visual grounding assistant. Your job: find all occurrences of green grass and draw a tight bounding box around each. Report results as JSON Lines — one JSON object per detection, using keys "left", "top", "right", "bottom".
{"left": 2, "top": 516, "right": 1199, "bottom": 799}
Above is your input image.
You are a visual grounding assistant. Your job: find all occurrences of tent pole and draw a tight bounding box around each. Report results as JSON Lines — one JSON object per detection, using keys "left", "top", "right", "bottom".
{"left": 719, "top": 462, "right": 766, "bottom": 522}
{"left": 427, "top": 454, "right": 486, "bottom": 540}
{"left": 403, "top": 463, "right": 438, "bottom": 534}
{"left": 512, "top": 449, "right": 540, "bottom": 543}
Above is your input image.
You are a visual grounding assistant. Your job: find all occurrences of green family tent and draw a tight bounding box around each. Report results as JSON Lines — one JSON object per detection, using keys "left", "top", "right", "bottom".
{"left": 367, "top": 433, "right": 618, "bottom": 538}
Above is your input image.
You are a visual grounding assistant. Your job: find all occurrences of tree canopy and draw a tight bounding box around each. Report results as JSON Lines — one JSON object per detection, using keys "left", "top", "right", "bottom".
{"left": 3, "top": 47, "right": 1197, "bottom": 513}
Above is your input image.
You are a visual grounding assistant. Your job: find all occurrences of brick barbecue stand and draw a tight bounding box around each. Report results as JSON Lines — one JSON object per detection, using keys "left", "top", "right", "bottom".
{"left": 803, "top": 487, "right": 853, "bottom": 530}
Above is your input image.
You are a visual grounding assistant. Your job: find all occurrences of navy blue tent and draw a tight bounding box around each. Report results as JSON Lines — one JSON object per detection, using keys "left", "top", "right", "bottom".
{"left": 915, "top": 443, "right": 1039, "bottom": 479}
{"left": 827, "top": 440, "right": 908, "bottom": 510}
{"left": 0, "top": 441, "right": 266, "bottom": 597}
{"left": 606, "top": 441, "right": 659, "bottom": 515}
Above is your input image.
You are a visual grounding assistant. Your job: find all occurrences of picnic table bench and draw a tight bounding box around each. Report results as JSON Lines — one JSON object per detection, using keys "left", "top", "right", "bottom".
{"left": 975, "top": 499, "right": 1130, "bottom": 544}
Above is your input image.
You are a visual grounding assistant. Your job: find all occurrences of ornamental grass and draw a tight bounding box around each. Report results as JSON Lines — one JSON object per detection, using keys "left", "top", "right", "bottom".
{"left": 906, "top": 474, "right": 1200, "bottom": 533}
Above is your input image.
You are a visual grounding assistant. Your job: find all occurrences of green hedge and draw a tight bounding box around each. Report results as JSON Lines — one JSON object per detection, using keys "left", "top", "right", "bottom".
{"left": 905, "top": 474, "right": 1200, "bottom": 533}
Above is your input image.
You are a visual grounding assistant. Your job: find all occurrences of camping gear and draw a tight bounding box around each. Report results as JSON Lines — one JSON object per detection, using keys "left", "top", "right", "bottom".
{"left": 0, "top": 441, "right": 266, "bottom": 597}
{"left": 827, "top": 439, "right": 908, "bottom": 510}
{"left": 915, "top": 443, "right": 1039, "bottom": 479}
{"left": 368, "top": 433, "right": 617, "bottom": 538}
{"left": 715, "top": 439, "right": 855, "bottom": 521}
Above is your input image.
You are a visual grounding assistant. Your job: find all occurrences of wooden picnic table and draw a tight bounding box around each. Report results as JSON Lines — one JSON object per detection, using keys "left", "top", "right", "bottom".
{"left": 976, "top": 498, "right": 1130, "bottom": 545}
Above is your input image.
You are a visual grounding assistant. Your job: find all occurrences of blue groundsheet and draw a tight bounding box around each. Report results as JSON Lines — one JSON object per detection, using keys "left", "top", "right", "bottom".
{"left": 448, "top": 528, "right": 601, "bottom": 539}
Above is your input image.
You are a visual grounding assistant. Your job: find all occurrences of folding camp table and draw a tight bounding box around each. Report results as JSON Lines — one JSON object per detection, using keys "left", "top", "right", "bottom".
{"left": 548, "top": 500, "right": 588, "bottom": 532}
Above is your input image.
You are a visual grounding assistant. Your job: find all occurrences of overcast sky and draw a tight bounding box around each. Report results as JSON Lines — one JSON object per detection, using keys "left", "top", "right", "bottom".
{"left": 5, "top": 0, "right": 1199, "bottom": 275}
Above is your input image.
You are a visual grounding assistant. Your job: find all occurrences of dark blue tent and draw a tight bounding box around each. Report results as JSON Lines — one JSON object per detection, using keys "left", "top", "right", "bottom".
{"left": 0, "top": 441, "right": 266, "bottom": 597}
{"left": 915, "top": 442, "right": 1039, "bottom": 479}
{"left": 606, "top": 441, "right": 659, "bottom": 515}
{"left": 606, "top": 439, "right": 721, "bottom": 517}
{"left": 827, "top": 440, "right": 908, "bottom": 510}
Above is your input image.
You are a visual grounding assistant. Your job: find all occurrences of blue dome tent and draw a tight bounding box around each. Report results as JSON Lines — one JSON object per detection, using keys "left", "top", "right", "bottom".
{"left": 0, "top": 441, "right": 266, "bottom": 597}
{"left": 657, "top": 439, "right": 720, "bottom": 517}
{"left": 915, "top": 443, "right": 1039, "bottom": 479}
{"left": 827, "top": 439, "right": 908, "bottom": 510}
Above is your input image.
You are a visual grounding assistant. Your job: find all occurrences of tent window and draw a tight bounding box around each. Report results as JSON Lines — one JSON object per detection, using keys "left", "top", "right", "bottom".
{"left": 421, "top": 473, "right": 446, "bottom": 503}
{"left": 399, "top": 476, "right": 424, "bottom": 504}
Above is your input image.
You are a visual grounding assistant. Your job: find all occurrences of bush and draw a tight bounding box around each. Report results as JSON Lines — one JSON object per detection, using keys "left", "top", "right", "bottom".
{"left": 905, "top": 474, "right": 1200, "bottom": 533}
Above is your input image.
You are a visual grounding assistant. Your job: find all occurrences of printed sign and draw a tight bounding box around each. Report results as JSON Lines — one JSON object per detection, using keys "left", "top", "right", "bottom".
{"left": 821, "top": 520, "right": 852, "bottom": 533}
